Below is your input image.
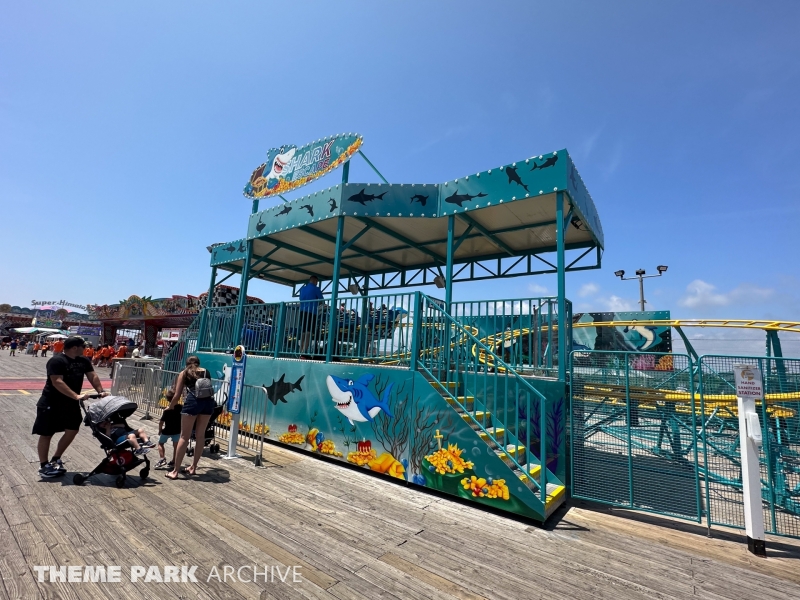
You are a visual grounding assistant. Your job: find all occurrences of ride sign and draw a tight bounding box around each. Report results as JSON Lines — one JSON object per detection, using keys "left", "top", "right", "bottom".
{"left": 734, "top": 365, "right": 764, "bottom": 399}
{"left": 243, "top": 133, "right": 363, "bottom": 199}
{"left": 227, "top": 345, "right": 247, "bottom": 415}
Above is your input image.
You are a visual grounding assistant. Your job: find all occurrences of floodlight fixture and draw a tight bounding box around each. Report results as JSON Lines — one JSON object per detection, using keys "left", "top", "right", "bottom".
{"left": 657, "top": 265, "right": 668, "bottom": 274}
{"left": 635, "top": 269, "right": 646, "bottom": 276}
{"left": 433, "top": 275, "right": 446, "bottom": 289}
{"left": 348, "top": 283, "right": 360, "bottom": 295}
{"left": 614, "top": 265, "right": 670, "bottom": 311}
{"left": 614, "top": 270, "right": 625, "bottom": 278}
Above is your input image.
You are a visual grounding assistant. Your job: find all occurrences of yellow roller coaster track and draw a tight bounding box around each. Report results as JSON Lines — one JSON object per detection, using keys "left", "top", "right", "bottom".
{"left": 474, "top": 320, "right": 800, "bottom": 371}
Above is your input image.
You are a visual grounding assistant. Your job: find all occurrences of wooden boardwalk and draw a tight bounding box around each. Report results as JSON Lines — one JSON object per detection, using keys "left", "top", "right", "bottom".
{"left": 1, "top": 353, "right": 800, "bottom": 598}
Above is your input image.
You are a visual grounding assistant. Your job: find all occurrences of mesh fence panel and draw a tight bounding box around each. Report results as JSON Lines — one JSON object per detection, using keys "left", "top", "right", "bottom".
{"left": 698, "top": 355, "right": 800, "bottom": 538}
{"left": 570, "top": 350, "right": 702, "bottom": 521}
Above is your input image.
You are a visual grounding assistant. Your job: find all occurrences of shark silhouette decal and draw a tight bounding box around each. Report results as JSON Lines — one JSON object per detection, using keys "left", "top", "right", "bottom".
{"left": 505, "top": 165, "right": 529, "bottom": 193}
{"left": 347, "top": 189, "right": 387, "bottom": 205}
{"left": 276, "top": 205, "right": 292, "bottom": 216}
{"left": 530, "top": 154, "right": 558, "bottom": 171}
{"left": 409, "top": 194, "right": 429, "bottom": 206}
{"left": 326, "top": 374, "right": 393, "bottom": 425}
{"left": 444, "top": 190, "right": 487, "bottom": 207}
{"left": 300, "top": 204, "right": 314, "bottom": 217}
{"left": 329, "top": 198, "right": 338, "bottom": 211}
{"left": 255, "top": 215, "right": 266, "bottom": 233}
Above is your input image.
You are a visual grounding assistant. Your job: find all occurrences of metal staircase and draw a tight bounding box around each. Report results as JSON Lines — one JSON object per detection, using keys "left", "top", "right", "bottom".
{"left": 418, "top": 295, "right": 566, "bottom": 518}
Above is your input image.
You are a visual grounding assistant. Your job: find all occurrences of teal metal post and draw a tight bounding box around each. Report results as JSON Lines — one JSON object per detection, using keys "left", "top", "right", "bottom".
{"left": 233, "top": 243, "right": 253, "bottom": 347}
{"left": 445, "top": 216, "right": 454, "bottom": 311}
{"left": 273, "top": 302, "right": 286, "bottom": 358}
{"left": 556, "top": 192, "right": 567, "bottom": 382}
{"left": 410, "top": 291, "right": 422, "bottom": 371}
{"left": 326, "top": 220, "right": 345, "bottom": 362}
{"left": 357, "top": 277, "right": 370, "bottom": 360}
{"left": 197, "top": 266, "right": 217, "bottom": 350}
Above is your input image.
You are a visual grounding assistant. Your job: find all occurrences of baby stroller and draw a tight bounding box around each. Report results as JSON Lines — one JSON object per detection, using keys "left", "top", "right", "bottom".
{"left": 185, "top": 402, "right": 224, "bottom": 457}
{"left": 73, "top": 395, "right": 151, "bottom": 488}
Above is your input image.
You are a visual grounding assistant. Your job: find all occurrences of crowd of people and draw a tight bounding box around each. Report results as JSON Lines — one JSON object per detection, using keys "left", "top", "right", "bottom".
{"left": 1, "top": 337, "right": 142, "bottom": 367}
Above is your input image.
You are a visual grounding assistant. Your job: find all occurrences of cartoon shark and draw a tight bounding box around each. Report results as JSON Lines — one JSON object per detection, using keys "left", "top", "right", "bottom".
{"left": 214, "top": 365, "right": 229, "bottom": 405}
{"left": 263, "top": 374, "right": 304, "bottom": 405}
{"left": 276, "top": 205, "right": 292, "bottom": 216}
{"left": 326, "top": 374, "right": 394, "bottom": 425}
{"left": 237, "top": 242, "right": 246, "bottom": 252}
{"left": 505, "top": 165, "right": 529, "bottom": 193}
{"left": 224, "top": 245, "right": 236, "bottom": 253}
{"left": 530, "top": 154, "right": 558, "bottom": 171}
{"left": 265, "top": 146, "right": 297, "bottom": 189}
{"left": 256, "top": 215, "right": 266, "bottom": 232}
{"left": 410, "top": 194, "right": 429, "bottom": 206}
{"left": 329, "top": 198, "right": 337, "bottom": 211}
{"left": 444, "top": 190, "right": 487, "bottom": 207}
{"left": 347, "top": 189, "right": 387, "bottom": 205}
{"left": 300, "top": 204, "right": 314, "bottom": 217}
{"left": 623, "top": 323, "right": 658, "bottom": 350}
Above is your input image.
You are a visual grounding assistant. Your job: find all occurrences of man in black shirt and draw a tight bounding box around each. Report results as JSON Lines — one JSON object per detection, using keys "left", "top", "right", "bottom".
{"left": 32, "top": 336, "right": 108, "bottom": 478}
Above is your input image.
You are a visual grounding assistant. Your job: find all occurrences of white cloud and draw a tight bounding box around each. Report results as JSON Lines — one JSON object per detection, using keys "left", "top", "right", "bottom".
{"left": 601, "top": 295, "right": 635, "bottom": 312}
{"left": 528, "top": 283, "right": 549, "bottom": 295}
{"left": 578, "top": 283, "right": 599, "bottom": 298}
{"left": 678, "top": 280, "right": 773, "bottom": 310}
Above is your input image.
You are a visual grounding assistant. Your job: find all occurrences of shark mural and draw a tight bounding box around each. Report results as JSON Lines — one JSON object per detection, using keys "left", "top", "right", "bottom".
{"left": 326, "top": 374, "right": 394, "bottom": 424}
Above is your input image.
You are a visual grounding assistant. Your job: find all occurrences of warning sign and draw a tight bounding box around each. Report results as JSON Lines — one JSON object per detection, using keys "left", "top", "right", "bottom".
{"left": 734, "top": 365, "right": 763, "bottom": 399}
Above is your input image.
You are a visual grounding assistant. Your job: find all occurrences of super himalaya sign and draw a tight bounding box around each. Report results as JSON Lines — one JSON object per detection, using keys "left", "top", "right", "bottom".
{"left": 244, "top": 133, "right": 363, "bottom": 199}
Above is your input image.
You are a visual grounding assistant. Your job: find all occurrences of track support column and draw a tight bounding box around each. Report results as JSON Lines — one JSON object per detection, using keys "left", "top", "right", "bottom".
{"left": 556, "top": 191, "right": 567, "bottom": 382}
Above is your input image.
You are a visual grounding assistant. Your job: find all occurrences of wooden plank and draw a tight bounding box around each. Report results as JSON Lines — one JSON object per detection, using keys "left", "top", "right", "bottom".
{"left": 378, "top": 552, "right": 488, "bottom": 600}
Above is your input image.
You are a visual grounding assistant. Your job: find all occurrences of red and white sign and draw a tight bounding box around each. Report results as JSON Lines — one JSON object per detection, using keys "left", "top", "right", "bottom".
{"left": 734, "top": 365, "right": 763, "bottom": 399}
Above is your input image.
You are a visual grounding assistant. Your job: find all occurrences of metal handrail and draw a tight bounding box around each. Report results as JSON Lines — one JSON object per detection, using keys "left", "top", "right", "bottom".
{"left": 417, "top": 293, "right": 549, "bottom": 502}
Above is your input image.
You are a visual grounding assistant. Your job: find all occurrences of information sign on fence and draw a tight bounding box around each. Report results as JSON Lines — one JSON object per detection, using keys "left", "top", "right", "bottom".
{"left": 734, "top": 366, "right": 763, "bottom": 399}
{"left": 227, "top": 345, "right": 246, "bottom": 415}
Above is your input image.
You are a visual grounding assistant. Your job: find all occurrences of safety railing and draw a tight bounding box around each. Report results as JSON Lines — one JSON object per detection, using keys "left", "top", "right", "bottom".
{"left": 417, "top": 293, "right": 550, "bottom": 503}
{"left": 194, "top": 292, "right": 415, "bottom": 365}
{"left": 162, "top": 313, "right": 201, "bottom": 373}
{"left": 111, "top": 365, "right": 273, "bottom": 460}
{"left": 449, "top": 297, "right": 570, "bottom": 378}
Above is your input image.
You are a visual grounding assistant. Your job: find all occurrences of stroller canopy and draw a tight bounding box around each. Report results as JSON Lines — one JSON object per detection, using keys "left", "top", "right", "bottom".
{"left": 86, "top": 396, "right": 138, "bottom": 424}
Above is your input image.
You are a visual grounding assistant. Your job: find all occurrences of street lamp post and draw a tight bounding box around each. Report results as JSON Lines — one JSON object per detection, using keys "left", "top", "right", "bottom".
{"left": 614, "top": 266, "right": 668, "bottom": 311}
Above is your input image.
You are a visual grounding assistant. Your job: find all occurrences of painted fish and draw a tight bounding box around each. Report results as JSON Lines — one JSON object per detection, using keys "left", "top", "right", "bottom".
{"left": 444, "top": 190, "right": 487, "bottom": 207}
{"left": 263, "top": 374, "right": 304, "bottom": 405}
{"left": 530, "top": 154, "right": 558, "bottom": 171}
{"left": 277, "top": 205, "right": 292, "bottom": 216}
{"left": 237, "top": 242, "right": 246, "bottom": 252}
{"left": 347, "top": 189, "right": 387, "bottom": 205}
{"left": 409, "top": 194, "right": 429, "bottom": 206}
{"left": 326, "top": 374, "right": 393, "bottom": 425}
{"left": 300, "top": 204, "right": 314, "bottom": 217}
{"left": 224, "top": 245, "right": 236, "bottom": 253}
{"left": 256, "top": 215, "right": 266, "bottom": 232}
{"left": 329, "top": 198, "right": 338, "bottom": 211}
{"left": 505, "top": 165, "right": 529, "bottom": 193}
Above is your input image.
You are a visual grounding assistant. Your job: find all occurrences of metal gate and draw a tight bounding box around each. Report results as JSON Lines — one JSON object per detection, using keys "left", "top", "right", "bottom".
{"left": 570, "top": 350, "right": 702, "bottom": 521}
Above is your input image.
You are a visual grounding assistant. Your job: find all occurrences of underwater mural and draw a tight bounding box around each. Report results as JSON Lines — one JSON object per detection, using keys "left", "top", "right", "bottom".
{"left": 194, "top": 352, "right": 564, "bottom": 521}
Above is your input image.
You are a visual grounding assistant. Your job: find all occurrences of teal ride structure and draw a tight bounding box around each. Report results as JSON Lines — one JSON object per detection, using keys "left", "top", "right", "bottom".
{"left": 166, "top": 133, "right": 604, "bottom": 522}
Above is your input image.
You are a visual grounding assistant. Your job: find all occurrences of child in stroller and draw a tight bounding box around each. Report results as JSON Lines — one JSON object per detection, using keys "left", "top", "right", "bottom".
{"left": 72, "top": 395, "right": 152, "bottom": 488}
{"left": 98, "top": 419, "right": 155, "bottom": 456}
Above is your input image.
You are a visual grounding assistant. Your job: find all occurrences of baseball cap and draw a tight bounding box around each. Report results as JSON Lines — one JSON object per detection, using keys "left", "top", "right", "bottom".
{"left": 64, "top": 336, "right": 87, "bottom": 350}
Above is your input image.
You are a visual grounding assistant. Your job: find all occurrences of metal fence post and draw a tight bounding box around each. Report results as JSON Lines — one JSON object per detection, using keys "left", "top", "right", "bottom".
{"left": 254, "top": 386, "right": 269, "bottom": 468}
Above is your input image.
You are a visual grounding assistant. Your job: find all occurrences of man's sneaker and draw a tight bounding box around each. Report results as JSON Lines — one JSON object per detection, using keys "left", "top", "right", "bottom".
{"left": 51, "top": 459, "right": 67, "bottom": 475}
{"left": 142, "top": 440, "right": 156, "bottom": 449}
{"left": 154, "top": 458, "right": 168, "bottom": 469}
{"left": 38, "top": 463, "right": 60, "bottom": 478}
{"left": 134, "top": 447, "right": 150, "bottom": 456}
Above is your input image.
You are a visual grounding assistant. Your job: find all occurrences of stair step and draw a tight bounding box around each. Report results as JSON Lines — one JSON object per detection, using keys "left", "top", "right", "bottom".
{"left": 496, "top": 445, "right": 526, "bottom": 467}
{"left": 478, "top": 427, "right": 505, "bottom": 446}
{"left": 461, "top": 411, "right": 491, "bottom": 425}
{"left": 431, "top": 380, "right": 459, "bottom": 390}
{"left": 512, "top": 470, "right": 566, "bottom": 509}
{"left": 445, "top": 396, "right": 475, "bottom": 408}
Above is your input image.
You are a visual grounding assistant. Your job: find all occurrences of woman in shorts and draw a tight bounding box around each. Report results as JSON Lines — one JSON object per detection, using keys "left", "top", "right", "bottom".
{"left": 165, "top": 356, "right": 214, "bottom": 480}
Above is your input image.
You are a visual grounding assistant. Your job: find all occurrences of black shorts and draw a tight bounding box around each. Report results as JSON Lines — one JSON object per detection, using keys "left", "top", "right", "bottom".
{"left": 32, "top": 401, "right": 82, "bottom": 436}
{"left": 300, "top": 312, "right": 319, "bottom": 333}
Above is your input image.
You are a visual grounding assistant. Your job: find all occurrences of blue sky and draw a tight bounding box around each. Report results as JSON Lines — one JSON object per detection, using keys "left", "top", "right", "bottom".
{"left": 2, "top": 2, "right": 799, "bottom": 352}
